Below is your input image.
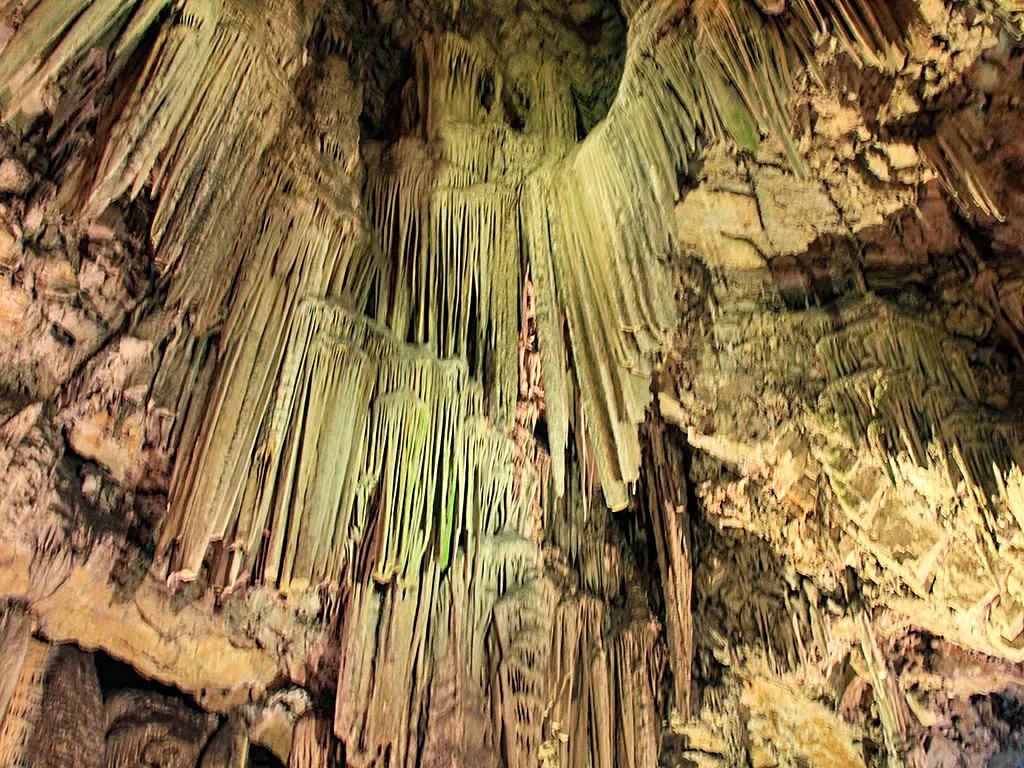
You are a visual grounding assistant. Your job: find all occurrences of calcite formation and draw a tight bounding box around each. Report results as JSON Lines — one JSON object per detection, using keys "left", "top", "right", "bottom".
{"left": 1, "top": 0, "right": 1024, "bottom": 767}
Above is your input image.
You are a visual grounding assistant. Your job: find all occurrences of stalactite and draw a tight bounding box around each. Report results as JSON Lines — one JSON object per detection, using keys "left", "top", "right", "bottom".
{"left": 153, "top": 47, "right": 363, "bottom": 583}
{"left": 5, "top": 3, "right": 1013, "bottom": 768}
{"left": 522, "top": 135, "right": 675, "bottom": 508}
{"left": 289, "top": 714, "right": 333, "bottom": 768}
{"left": 787, "top": 0, "right": 920, "bottom": 70}
{"left": 545, "top": 479, "right": 624, "bottom": 599}
{"left": 856, "top": 609, "right": 921, "bottom": 768}
{"left": 353, "top": 19, "right": 688, "bottom": 509}
{"left": 352, "top": 154, "right": 521, "bottom": 422}
{"left": 160, "top": 298, "right": 523, "bottom": 590}
{"left": 103, "top": 690, "right": 219, "bottom": 768}
{"left": 922, "top": 110, "right": 1005, "bottom": 221}
{"left": 26, "top": 644, "right": 104, "bottom": 768}
{"left": 815, "top": 296, "right": 1019, "bottom": 492}
{"left": 0, "top": 0, "right": 170, "bottom": 120}
{"left": 642, "top": 422, "right": 694, "bottom": 718}
{"left": 0, "top": 0, "right": 313, "bottom": 332}
{"left": 515, "top": 0, "right": 919, "bottom": 505}
{"left": 607, "top": 0, "right": 919, "bottom": 177}
{"left": 1, "top": 0, "right": 938, "bottom": 588}
{"left": 0, "top": 602, "right": 31, "bottom": 732}
{"left": 526, "top": 62, "right": 578, "bottom": 148}
{"left": 159, "top": 200, "right": 360, "bottom": 584}
{"left": 0, "top": 0, "right": 969, "bottom": 530}
{"left": 0, "top": 639, "right": 51, "bottom": 768}
{"left": 542, "top": 595, "right": 663, "bottom": 768}
{"left": 334, "top": 448, "right": 544, "bottom": 768}
{"left": 0, "top": 1, "right": 364, "bottom": 593}
{"left": 421, "top": 33, "right": 501, "bottom": 138}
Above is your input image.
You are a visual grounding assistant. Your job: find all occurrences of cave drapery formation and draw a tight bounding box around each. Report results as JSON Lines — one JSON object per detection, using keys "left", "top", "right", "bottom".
{"left": 2, "top": 0, "right": 1024, "bottom": 766}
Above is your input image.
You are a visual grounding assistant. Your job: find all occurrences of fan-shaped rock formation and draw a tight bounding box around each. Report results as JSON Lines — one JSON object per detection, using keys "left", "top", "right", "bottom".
{"left": 1, "top": 0, "right": 1024, "bottom": 766}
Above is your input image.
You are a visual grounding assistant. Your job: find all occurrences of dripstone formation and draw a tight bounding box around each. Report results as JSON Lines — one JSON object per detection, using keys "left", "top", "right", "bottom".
{"left": 1, "top": 0, "right": 1024, "bottom": 766}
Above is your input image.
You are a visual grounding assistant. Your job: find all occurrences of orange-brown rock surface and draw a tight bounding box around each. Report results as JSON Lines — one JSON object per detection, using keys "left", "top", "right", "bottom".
{"left": 1, "top": 1, "right": 1024, "bottom": 766}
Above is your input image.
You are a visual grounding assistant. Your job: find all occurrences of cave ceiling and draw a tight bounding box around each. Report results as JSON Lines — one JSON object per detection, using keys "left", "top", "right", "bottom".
{"left": 1, "top": 0, "right": 1024, "bottom": 767}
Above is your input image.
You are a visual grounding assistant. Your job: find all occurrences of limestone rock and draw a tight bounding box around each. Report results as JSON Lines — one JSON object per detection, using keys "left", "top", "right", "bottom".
{"left": 0, "top": 158, "right": 30, "bottom": 195}
{"left": 0, "top": 1, "right": 1022, "bottom": 767}
{"left": 26, "top": 645, "right": 104, "bottom": 768}
{"left": 104, "top": 690, "right": 218, "bottom": 768}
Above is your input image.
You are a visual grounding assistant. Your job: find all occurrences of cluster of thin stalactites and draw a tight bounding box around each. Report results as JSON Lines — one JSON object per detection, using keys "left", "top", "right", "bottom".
{"left": 0, "top": 1, "right": 1010, "bottom": 765}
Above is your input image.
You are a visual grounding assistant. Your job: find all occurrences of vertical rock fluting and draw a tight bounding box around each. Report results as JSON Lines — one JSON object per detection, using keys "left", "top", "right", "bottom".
{"left": 103, "top": 690, "right": 219, "bottom": 768}
{"left": 1, "top": 0, "right": 1024, "bottom": 766}
{"left": 0, "top": 639, "right": 52, "bottom": 768}
{"left": 0, "top": 602, "right": 32, "bottom": 730}
{"left": 642, "top": 423, "right": 694, "bottom": 719}
{"left": 26, "top": 645, "right": 104, "bottom": 768}
{"left": 289, "top": 714, "right": 333, "bottom": 768}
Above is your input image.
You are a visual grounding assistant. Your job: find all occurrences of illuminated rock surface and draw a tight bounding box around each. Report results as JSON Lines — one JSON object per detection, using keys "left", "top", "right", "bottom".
{"left": 1, "top": 0, "right": 1024, "bottom": 766}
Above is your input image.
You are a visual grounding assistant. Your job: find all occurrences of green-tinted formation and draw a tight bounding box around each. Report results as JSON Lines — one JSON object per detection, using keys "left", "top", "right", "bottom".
{"left": 2, "top": 0, "right": 1024, "bottom": 767}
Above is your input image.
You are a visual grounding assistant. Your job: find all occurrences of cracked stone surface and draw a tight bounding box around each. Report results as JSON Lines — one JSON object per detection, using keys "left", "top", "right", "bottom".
{"left": 1, "top": 1, "right": 1024, "bottom": 767}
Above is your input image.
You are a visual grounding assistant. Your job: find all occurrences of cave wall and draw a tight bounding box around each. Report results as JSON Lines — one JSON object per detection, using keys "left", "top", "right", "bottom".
{"left": 0, "top": 0, "right": 1023, "bottom": 767}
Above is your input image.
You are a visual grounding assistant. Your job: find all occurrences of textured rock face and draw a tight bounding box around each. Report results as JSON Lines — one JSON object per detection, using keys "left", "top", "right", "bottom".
{"left": 0, "top": 1, "right": 1023, "bottom": 767}
{"left": 26, "top": 645, "right": 105, "bottom": 768}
